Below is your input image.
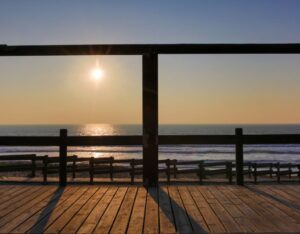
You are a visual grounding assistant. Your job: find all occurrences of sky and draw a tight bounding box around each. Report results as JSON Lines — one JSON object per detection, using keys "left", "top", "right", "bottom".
{"left": 0, "top": 0, "right": 300, "bottom": 124}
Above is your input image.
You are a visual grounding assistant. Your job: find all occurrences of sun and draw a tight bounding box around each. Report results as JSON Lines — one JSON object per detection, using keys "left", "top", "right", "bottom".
{"left": 91, "top": 67, "right": 104, "bottom": 81}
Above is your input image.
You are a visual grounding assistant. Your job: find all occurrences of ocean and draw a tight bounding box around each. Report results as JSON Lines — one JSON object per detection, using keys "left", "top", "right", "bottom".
{"left": 0, "top": 124, "right": 300, "bottom": 163}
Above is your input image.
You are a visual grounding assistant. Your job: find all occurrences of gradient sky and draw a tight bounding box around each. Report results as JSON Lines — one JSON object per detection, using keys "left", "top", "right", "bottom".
{"left": 0, "top": 0, "right": 300, "bottom": 124}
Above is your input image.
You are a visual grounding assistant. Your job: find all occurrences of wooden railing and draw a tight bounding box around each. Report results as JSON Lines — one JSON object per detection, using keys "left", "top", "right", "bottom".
{"left": 1, "top": 43, "right": 300, "bottom": 186}
{"left": 1, "top": 128, "right": 300, "bottom": 186}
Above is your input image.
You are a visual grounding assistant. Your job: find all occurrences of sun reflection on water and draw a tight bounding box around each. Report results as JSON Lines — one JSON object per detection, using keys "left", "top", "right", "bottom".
{"left": 76, "top": 124, "right": 125, "bottom": 159}
{"left": 79, "top": 124, "right": 118, "bottom": 136}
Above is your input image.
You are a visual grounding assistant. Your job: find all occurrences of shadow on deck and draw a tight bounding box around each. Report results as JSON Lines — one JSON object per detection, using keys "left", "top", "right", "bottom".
{"left": 0, "top": 183, "right": 299, "bottom": 233}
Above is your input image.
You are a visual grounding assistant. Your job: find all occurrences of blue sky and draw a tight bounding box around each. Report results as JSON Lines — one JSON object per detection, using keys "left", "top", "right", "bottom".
{"left": 0, "top": 1, "right": 300, "bottom": 124}
{"left": 1, "top": 0, "right": 300, "bottom": 44}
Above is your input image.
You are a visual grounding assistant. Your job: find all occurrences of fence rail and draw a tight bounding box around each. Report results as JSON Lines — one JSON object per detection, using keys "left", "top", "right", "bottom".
{"left": 1, "top": 133, "right": 300, "bottom": 146}
{"left": 1, "top": 43, "right": 300, "bottom": 55}
{"left": 1, "top": 128, "right": 300, "bottom": 186}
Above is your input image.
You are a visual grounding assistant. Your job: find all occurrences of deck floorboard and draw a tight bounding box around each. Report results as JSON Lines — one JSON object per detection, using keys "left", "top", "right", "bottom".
{"left": 0, "top": 184, "right": 299, "bottom": 233}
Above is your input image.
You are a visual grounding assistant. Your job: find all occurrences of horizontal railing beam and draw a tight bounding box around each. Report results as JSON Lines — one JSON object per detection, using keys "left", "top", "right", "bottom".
{"left": 159, "top": 135, "right": 236, "bottom": 144}
{"left": 1, "top": 134, "right": 300, "bottom": 146}
{"left": 67, "top": 136, "right": 142, "bottom": 146}
{"left": 243, "top": 134, "right": 300, "bottom": 144}
{"left": 1, "top": 44, "right": 300, "bottom": 56}
{"left": 0, "top": 137, "right": 60, "bottom": 146}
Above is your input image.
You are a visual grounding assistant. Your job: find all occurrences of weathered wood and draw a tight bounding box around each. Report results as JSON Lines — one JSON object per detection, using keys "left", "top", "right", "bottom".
{"left": 189, "top": 186, "right": 226, "bottom": 233}
{"left": 0, "top": 186, "right": 42, "bottom": 215}
{"left": 229, "top": 186, "right": 281, "bottom": 232}
{"left": 29, "top": 187, "right": 89, "bottom": 233}
{"left": 143, "top": 53, "right": 158, "bottom": 186}
{"left": 144, "top": 187, "right": 159, "bottom": 233}
{"left": 200, "top": 186, "right": 241, "bottom": 232}
{"left": 0, "top": 186, "right": 58, "bottom": 232}
{"left": 0, "top": 186, "right": 29, "bottom": 204}
{"left": 60, "top": 187, "right": 108, "bottom": 233}
{"left": 158, "top": 186, "right": 176, "bottom": 233}
{"left": 77, "top": 187, "right": 117, "bottom": 233}
{"left": 168, "top": 186, "right": 193, "bottom": 233}
{"left": 178, "top": 186, "right": 209, "bottom": 233}
{"left": 0, "top": 184, "right": 300, "bottom": 233}
{"left": 11, "top": 186, "right": 78, "bottom": 233}
{"left": 110, "top": 187, "right": 137, "bottom": 233}
{"left": 208, "top": 186, "right": 252, "bottom": 232}
{"left": 93, "top": 187, "right": 128, "bottom": 233}
{"left": 45, "top": 187, "right": 98, "bottom": 233}
{"left": 127, "top": 187, "right": 147, "bottom": 234}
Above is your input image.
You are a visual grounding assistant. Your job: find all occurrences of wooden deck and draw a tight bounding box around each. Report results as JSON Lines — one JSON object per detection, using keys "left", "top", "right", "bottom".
{"left": 0, "top": 184, "right": 299, "bottom": 233}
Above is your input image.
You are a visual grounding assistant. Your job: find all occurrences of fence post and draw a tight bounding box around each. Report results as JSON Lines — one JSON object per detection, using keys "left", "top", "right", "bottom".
{"left": 235, "top": 128, "right": 244, "bottom": 186}
{"left": 59, "top": 129, "right": 67, "bottom": 186}
{"left": 142, "top": 53, "right": 159, "bottom": 187}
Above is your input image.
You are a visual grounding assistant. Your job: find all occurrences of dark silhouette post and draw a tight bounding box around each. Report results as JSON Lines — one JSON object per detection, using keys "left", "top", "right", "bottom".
{"left": 143, "top": 53, "right": 158, "bottom": 186}
{"left": 235, "top": 128, "right": 244, "bottom": 185}
{"left": 59, "top": 129, "right": 67, "bottom": 186}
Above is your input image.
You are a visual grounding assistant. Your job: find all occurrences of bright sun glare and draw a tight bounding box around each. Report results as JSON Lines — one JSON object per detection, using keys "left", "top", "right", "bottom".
{"left": 91, "top": 67, "right": 104, "bottom": 81}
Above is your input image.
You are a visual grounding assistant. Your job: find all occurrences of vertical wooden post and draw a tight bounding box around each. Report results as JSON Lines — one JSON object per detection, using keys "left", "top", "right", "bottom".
{"left": 235, "top": 128, "right": 244, "bottom": 186}
{"left": 59, "top": 129, "right": 67, "bottom": 186}
{"left": 142, "top": 53, "right": 158, "bottom": 186}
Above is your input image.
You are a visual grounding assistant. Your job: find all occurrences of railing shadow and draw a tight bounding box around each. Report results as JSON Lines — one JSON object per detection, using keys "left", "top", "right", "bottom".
{"left": 246, "top": 185, "right": 300, "bottom": 212}
{"left": 28, "top": 186, "right": 65, "bottom": 233}
{"left": 150, "top": 186, "right": 207, "bottom": 234}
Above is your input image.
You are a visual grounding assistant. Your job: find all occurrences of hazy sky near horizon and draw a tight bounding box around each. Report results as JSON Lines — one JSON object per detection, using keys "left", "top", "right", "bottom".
{"left": 1, "top": 0, "right": 300, "bottom": 124}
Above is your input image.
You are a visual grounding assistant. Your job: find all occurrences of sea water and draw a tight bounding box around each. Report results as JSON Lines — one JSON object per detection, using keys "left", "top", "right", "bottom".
{"left": 0, "top": 124, "right": 300, "bottom": 163}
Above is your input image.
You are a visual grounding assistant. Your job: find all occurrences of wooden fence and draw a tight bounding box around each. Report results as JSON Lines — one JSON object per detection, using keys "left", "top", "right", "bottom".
{"left": 1, "top": 43, "right": 300, "bottom": 186}
{"left": 1, "top": 128, "right": 300, "bottom": 186}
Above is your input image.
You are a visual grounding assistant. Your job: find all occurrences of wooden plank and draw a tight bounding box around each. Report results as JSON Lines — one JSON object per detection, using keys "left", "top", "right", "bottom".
{"left": 0, "top": 186, "right": 29, "bottom": 204}
{"left": 158, "top": 186, "right": 176, "bottom": 234}
{"left": 0, "top": 184, "right": 298, "bottom": 234}
{"left": 168, "top": 186, "right": 193, "bottom": 233}
{"left": 199, "top": 186, "right": 242, "bottom": 233}
{"left": 209, "top": 186, "right": 254, "bottom": 232}
{"left": 93, "top": 187, "right": 128, "bottom": 233}
{"left": 127, "top": 187, "right": 147, "bottom": 234}
{"left": 44, "top": 186, "right": 98, "bottom": 233}
{"left": 0, "top": 186, "right": 34, "bottom": 205}
{"left": 0, "top": 185, "right": 16, "bottom": 195}
{"left": 10, "top": 186, "right": 79, "bottom": 233}
{"left": 178, "top": 186, "right": 209, "bottom": 233}
{"left": 143, "top": 187, "right": 159, "bottom": 234}
{"left": 77, "top": 187, "right": 118, "bottom": 234}
{"left": 60, "top": 186, "right": 108, "bottom": 233}
{"left": 188, "top": 186, "right": 226, "bottom": 233}
{"left": 0, "top": 186, "right": 44, "bottom": 218}
{"left": 258, "top": 186, "right": 300, "bottom": 221}
{"left": 286, "top": 185, "right": 300, "bottom": 196}
{"left": 284, "top": 185, "right": 300, "bottom": 200}
{"left": 0, "top": 186, "right": 62, "bottom": 232}
{"left": 110, "top": 187, "right": 138, "bottom": 233}
{"left": 247, "top": 185, "right": 300, "bottom": 226}
{"left": 268, "top": 185, "right": 300, "bottom": 202}
{"left": 228, "top": 186, "right": 282, "bottom": 232}
{"left": 0, "top": 187, "right": 56, "bottom": 230}
{"left": 229, "top": 186, "right": 291, "bottom": 232}
{"left": 29, "top": 186, "right": 89, "bottom": 233}
{"left": 217, "top": 186, "right": 266, "bottom": 232}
